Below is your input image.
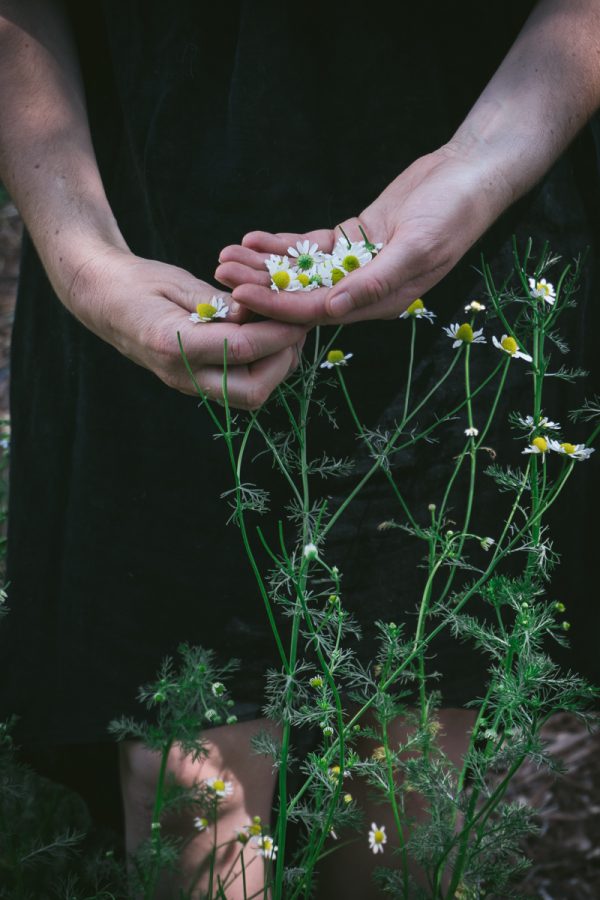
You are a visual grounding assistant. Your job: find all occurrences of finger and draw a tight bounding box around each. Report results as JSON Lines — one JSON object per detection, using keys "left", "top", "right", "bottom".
{"left": 241, "top": 228, "right": 335, "bottom": 255}
{"left": 214, "top": 260, "right": 271, "bottom": 290}
{"left": 218, "top": 244, "right": 270, "bottom": 268}
{"left": 180, "top": 319, "right": 309, "bottom": 367}
{"left": 323, "top": 242, "right": 425, "bottom": 319}
{"left": 232, "top": 282, "right": 330, "bottom": 324}
{"left": 198, "top": 346, "right": 295, "bottom": 410}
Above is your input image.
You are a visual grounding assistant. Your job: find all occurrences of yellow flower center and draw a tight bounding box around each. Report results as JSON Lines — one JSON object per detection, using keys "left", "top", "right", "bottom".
{"left": 456, "top": 323, "right": 474, "bottom": 343}
{"left": 297, "top": 273, "right": 310, "bottom": 287}
{"left": 331, "top": 267, "right": 345, "bottom": 284}
{"left": 212, "top": 779, "right": 225, "bottom": 792}
{"left": 248, "top": 822, "right": 262, "bottom": 836}
{"left": 327, "top": 349, "right": 345, "bottom": 365}
{"left": 342, "top": 254, "right": 360, "bottom": 272}
{"left": 537, "top": 281, "right": 549, "bottom": 296}
{"left": 273, "top": 271, "right": 291, "bottom": 290}
{"left": 374, "top": 830, "right": 385, "bottom": 844}
{"left": 196, "top": 302, "right": 216, "bottom": 319}
{"left": 532, "top": 436, "right": 548, "bottom": 453}
{"left": 406, "top": 298, "right": 424, "bottom": 315}
{"left": 329, "top": 765, "right": 341, "bottom": 779}
{"left": 561, "top": 442, "right": 576, "bottom": 454}
{"left": 501, "top": 336, "right": 518, "bottom": 355}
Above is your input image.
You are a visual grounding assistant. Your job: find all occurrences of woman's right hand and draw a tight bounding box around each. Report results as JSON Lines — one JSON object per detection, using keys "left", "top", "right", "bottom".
{"left": 62, "top": 246, "right": 308, "bottom": 409}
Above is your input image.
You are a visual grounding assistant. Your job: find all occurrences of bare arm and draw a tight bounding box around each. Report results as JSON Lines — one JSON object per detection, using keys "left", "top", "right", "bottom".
{"left": 0, "top": 1, "right": 306, "bottom": 406}
{"left": 217, "top": 0, "right": 600, "bottom": 323}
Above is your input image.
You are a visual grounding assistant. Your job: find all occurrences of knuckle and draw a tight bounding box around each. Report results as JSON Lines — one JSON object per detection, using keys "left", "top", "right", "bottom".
{"left": 246, "top": 382, "right": 270, "bottom": 411}
{"left": 360, "top": 271, "right": 390, "bottom": 304}
{"left": 142, "top": 322, "right": 179, "bottom": 367}
{"left": 228, "top": 331, "right": 258, "bottom": 365}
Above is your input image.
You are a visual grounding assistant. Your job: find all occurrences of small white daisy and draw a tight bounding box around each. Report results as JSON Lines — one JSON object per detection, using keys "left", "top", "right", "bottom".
{"left": 548, "top": 440, "right": 595, "bottom": 461}
{"left": 517, "top": 415, "right": 561, "bottom": 433}
{"left": 368, "top": 823, "right": 387, "bottom": 855}
{"left": 523, "top": 436, "right": 550, "bottom": 455}
{"left": 189, "top": 296, "right": 229, "bottom": 323}
{"left": 399, "top": 298, "right": 436, "bottom": 322}
{"left": 465, "top": 426, "right": 479, "bottom": 437}
{"left": 492, "top": 334, "right": 532, "bottom": 362}
{"left": 320, "top": 349, "right": 353, "bottom": 369}
{"left": 528, "top": 277, "right": 556, "bottom": 305}
{"left": 480, "top": 537, "right": 495, "bottom": 552}
{"left": 265, "top": 255, "right": 303, "bottom": 292}
{"left": 205, "top": 777, "right": 234, "bottom": 799}
{"left": 464, "top": 300, "right": 486, "bottom": 313}
{"left": 332, "top": 237, "right": 373, "bottom": 272}
{"left": 443, "top": 323, "right": 486, "bottom": 348}
{"left": 211, "top": 681, "right": 225, "bottom": 697}
{"left": 286, "top": 240, "right": 324, "bottom": 272}
{"left": 252, "top": 834, "right": 278, "bottom": 859}
{"left": 193, "top": 816, "right": 209, "bottom": 832}
{"left": 303, "top": 542, "right": 318, "bottom": 560}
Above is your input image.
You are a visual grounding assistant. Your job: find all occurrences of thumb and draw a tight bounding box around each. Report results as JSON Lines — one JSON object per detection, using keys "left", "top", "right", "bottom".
{"left": 325, "top": 246, "right": 401, "bottom": 318}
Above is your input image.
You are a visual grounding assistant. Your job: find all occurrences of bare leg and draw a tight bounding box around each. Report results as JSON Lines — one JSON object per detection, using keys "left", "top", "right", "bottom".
{"left": 315, "top": 708, "right": 476, "bottom": 899}
{"left": 119, "top": 717, "right": 282, "bottom": 900}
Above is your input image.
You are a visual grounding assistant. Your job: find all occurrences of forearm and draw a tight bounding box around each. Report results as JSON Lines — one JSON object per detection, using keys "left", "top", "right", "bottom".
{"left": 449, "top": 0, "right": 600, "bottom": 209}
{"left": 0, "top": 1, "right": 127, "bottom": 301}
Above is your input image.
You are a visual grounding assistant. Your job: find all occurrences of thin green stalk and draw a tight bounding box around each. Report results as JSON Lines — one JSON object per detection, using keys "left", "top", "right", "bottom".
{"left": 336, "top": 368, "right": 420, "bottom": 531}
{"left": 403, "top": 317, "right": 417, "bottom": 424}
{"left": 144, "top": 737, "right": 174, "bottom": 900}
{"left": 382, "top": 719, "right": 410, "bottom": 895}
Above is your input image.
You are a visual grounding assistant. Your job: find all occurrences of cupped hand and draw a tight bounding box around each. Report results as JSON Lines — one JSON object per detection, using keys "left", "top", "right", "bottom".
{"left": 62, "top": 246, "right": 308, "bottom": 409}
{"left": 215, "top": 145, "right": 511, "bottom": 325}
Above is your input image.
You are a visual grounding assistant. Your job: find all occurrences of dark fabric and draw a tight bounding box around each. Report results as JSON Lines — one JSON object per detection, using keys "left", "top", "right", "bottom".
{"left": 1, "top": 1, "right": 599, "bottom": 746}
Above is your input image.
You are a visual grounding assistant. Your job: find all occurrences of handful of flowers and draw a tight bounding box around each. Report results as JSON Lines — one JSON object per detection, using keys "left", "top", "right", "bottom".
{"left": 265, "top": 231, "right": 382, "bottom": 293}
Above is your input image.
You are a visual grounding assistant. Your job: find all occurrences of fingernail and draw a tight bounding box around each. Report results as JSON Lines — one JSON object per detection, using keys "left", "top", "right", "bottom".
{"left": 328, "top": 291, "right": 353, "bottom": 317}
{"left": 229, "top": 300, "right": 241, "bottom": 315}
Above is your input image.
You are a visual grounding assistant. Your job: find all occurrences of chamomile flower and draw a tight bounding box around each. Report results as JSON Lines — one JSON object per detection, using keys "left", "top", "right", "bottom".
{"left": 523, "top": 436, "right": 550, "bottom": 455}
{"left": 492, "top": 334, "right": 533, "bottom": 362}
{"left": 234, "top": 828, "right": 250, "bottom": 844}
{"left": 528, "top": 277, "right": 556, "bottom": 305}
{"left": 211, "top": 681, "right": 225, "bottom": 697}
{"left": 189, "top": 296, "right": 229, "bottom": 323}
{"left": 320, "top": 349, "right": 353, "bottom": 369}
{"left": 193, "top": 816, "right": 209, "bottom": 832}
{"left": 548, "top": 440, "right": 595, "bottom": 461}
{"left": 444, "top": 323, "right": 486, "bottom": 348}
{"left": 287, "top": 240, "right": 324, "bottom": 272}
{"left": 464, "top": 300, "right": 486, "bottom": 313}
{"left": 252, "top": 834, "right": 277, "bottom": 859}
{"left": 332, "top": 237, "right": 373, "bottom": 272}
{"left": 311, "top": 258, "right": 338, "bottom": 289}
{"left": 480, "top": 537, "right": 495, "bottom": 552}
{"left": 205, "top": 777, "right": 234, "bottom": 799}
{"left": 465, "top": 426, "right": 479, "bottom": 437}
{"left": 303, "top": 543, "right": 318, "bottom": 560}
{"left": 266, "top": 256, "right": 302, "bottom": 292}
{"left": 517, "top": 414, "right": 561, "bottom": 433}
{"left": 399, "top": 298, "right": 436, "bottom": 322}
{"left": 368, "top": 823, "right": 387, "bottom": 854}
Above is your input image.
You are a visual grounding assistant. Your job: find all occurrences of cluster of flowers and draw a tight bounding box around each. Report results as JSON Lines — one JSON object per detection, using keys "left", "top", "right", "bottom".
{"left": 266, "top": 237, "right": 383, "bottom": 293}
{"left": 193, "top": 779, "right": 278, "bottom": 859}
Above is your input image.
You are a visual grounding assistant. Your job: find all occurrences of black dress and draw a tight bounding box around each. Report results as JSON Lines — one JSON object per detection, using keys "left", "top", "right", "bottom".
{"left": 1, "top": 1, "right": 599, "bottom": 747}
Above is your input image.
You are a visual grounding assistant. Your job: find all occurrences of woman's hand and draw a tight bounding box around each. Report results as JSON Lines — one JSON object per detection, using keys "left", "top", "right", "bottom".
{"left": 217, "top": 0, "right": 600, "bottom": 327}
{"left": 66, "top": 246, "right": 307, "bottom": 409}
{"left": 215, "top": 146, "right": 509, "bottom": 325}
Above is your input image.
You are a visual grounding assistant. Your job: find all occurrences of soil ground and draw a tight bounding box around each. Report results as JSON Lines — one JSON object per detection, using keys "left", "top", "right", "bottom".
{"left": 1, "top": 200, "right": 599, "bottom": 898}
